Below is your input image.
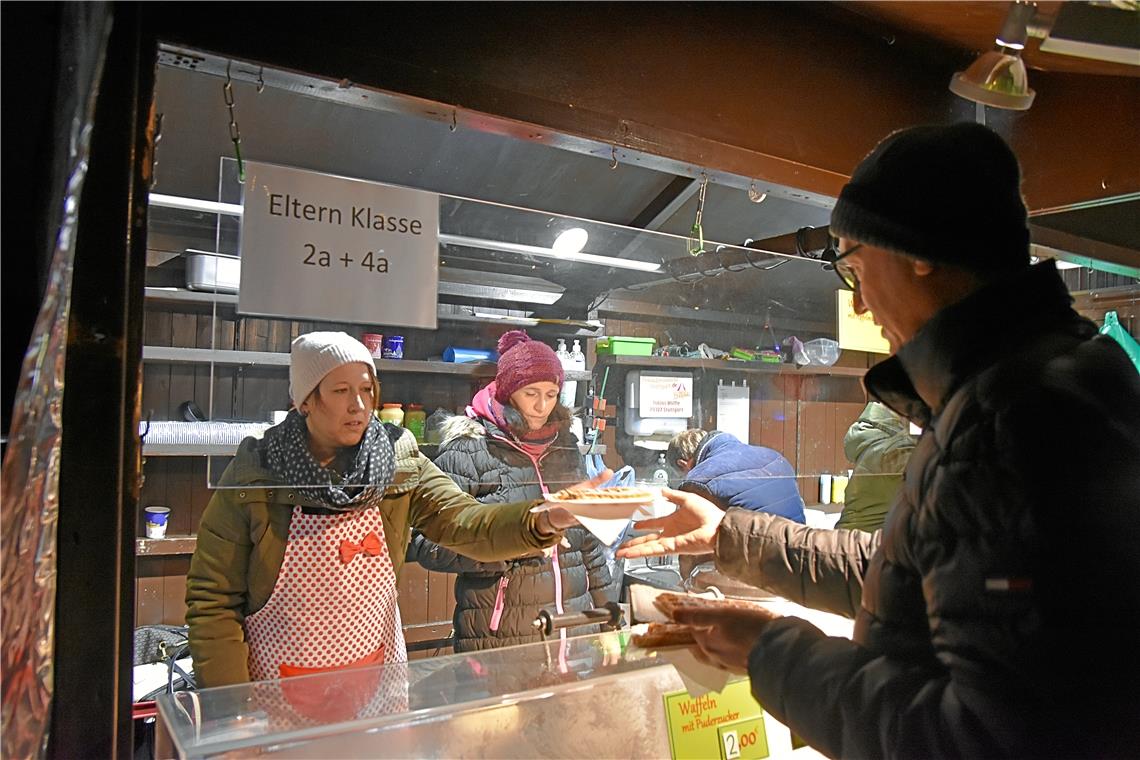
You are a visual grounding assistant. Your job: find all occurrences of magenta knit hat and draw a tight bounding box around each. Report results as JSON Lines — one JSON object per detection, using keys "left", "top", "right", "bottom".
{"left": 493, "top": 330, "right": 565, "bottom": 403}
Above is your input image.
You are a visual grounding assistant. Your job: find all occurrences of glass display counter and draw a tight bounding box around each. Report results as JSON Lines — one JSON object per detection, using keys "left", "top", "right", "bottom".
{"left": 156, "top": 609, "right": 849, "bottom": 759}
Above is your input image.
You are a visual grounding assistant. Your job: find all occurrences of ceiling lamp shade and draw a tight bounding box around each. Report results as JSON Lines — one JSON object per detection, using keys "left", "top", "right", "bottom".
{"left": 950, "top": 50, "right": 1036, "bottom": 110}
{"left": 950, "top": 1, "right": 1038, "bottom": 110}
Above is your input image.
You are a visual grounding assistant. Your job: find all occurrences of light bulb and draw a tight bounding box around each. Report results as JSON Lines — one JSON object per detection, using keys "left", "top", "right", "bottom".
{"left": 552, "top": 227, "right": 589, "bottom": 255}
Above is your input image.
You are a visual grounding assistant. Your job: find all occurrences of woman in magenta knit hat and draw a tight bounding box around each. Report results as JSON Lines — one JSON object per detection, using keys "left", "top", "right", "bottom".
{"left": 407, "top": 330, "right": 612, "bottom": 653}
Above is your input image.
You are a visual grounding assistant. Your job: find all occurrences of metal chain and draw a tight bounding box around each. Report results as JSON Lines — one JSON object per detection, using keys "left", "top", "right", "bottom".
{"left": 688, "top": 174, "right": 709, "bottom": 256}
{"left": 223, "top": 61, "right": 245, "bottom": 183}
{"left": 149, "top": 112, "right": 164, "bottom": 190}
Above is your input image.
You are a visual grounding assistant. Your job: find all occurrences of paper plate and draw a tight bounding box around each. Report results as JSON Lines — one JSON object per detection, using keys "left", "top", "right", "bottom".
{"left": 538, "top": 498, "right": 650, "bottom": 521}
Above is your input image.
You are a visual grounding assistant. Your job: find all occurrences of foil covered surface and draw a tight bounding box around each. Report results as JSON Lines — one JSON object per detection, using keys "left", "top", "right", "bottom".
{"left": 1, "top": 5, "right": 111, "bottom": 756}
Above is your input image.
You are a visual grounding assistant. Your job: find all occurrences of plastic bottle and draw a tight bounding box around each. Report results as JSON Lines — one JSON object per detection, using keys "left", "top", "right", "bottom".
{"left": 557, "top": 339, "right": 576, "bottom": 407}
{"left": 404, "top": 403, "right": 426, "bottom": 443}
{"left": 652, "top": 453, "right": 670, "bottom": 485}
{"left": 562, "top": 339, "right": 586, "bottom": 408}
{"left": 819, "top": 472, "right": 832, "bottom": 505}
{"left": 379, "top": 403, "right": 404, "bottom": 426}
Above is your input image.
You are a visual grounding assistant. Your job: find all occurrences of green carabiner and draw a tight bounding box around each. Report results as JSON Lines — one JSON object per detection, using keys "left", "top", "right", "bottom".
{"left": 688, "top": 222, "right": 704, "bottom": 256}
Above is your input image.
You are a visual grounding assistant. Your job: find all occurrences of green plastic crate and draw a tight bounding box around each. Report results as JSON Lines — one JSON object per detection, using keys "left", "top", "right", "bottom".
{"left": 596, "top": 336, "right": 656, "bottom": 356}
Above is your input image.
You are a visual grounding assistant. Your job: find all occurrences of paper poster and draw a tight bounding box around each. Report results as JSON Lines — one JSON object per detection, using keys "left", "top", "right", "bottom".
{"left": 716, "top": 381, "right": 749, "bottom": 442}
{"left": 239, "top": 161, "right": 439, "bottom": 329}
{"left": 639, "top": 373, "right": 693, "bottom": 418}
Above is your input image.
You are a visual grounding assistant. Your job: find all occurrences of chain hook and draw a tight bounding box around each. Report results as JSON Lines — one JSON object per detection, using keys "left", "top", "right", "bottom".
{"left": 256, "top": 66, "right": 265, "bottom": 94}
{"left": 223, "top": 60, "right": 245, "bottom": 183}
{"left": 748, "top": 181, "right": 767, "bottom": 204}
{"left": 149, "top": 112, "right": 164, "bottom": 191}
{"left": 450, "top": 108, "right": 457, "bottom": 132}
{"left": 609, "top": 146, "right": 619, "bottom": 170}
{"left": 687, "top": 173, "right": 709, "bottom": 256}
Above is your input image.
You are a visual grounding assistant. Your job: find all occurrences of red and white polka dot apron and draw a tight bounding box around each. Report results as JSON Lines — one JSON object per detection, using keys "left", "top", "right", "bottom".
{"left": 245, "top": 505, "right": 407, "bottom": 724}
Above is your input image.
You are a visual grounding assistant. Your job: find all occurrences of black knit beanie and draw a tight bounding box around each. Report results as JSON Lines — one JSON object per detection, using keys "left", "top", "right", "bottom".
{"left": 830, "top": 122, "right": 1030, "bottom": 274}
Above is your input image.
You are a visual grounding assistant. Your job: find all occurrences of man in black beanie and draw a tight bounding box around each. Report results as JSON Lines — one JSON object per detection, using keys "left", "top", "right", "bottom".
{"left": 620, "top": 122, "right": 1140, "bottom": 757}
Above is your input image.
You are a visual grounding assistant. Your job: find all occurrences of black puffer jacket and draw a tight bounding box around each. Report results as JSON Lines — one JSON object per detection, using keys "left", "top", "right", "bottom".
{"left": 720, "top": 263, "right": 1140, "bottom": 758}
{"left": 407, "top": 414, "right": 611, "bottom": 652}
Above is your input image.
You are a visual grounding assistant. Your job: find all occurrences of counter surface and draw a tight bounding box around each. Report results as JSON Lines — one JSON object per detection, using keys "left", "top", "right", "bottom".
{"left": 158, "top": 597, "right": 853, "bottom": 759}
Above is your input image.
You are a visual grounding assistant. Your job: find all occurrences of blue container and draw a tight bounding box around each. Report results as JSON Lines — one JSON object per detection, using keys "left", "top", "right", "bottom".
{"left": 382, "top": 335, "right": 404, "bottom": 359}
{"left": 443, "top": 346, "right": 497, "bottom": 363}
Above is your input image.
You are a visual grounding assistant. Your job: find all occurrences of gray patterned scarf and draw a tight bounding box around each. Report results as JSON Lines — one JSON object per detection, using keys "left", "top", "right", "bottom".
{"left": 263, "top": 409, "right": 394, "bottom": 510}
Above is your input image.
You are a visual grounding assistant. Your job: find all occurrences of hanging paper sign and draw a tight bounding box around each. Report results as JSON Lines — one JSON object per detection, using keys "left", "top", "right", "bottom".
{"left": 836, "top": 290, "right": 890, "bottom": 354}
{"left": 238, "top": 161, "right": 439, "bottom": 329}
{"left": 639, "top": 373, "right": 693, "bottom": 418}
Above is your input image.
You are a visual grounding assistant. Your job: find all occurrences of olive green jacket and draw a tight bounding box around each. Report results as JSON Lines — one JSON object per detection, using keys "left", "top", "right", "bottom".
{"left": 186, "top": 426, "right": 558, "bottom": 687}
{"left": 834, "top": 402, "right": 916, "bottom": 533}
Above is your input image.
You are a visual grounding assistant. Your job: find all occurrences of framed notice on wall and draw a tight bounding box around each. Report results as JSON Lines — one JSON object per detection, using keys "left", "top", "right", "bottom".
{"left": 836, "top": 289, "right": 890, "bottom": 354}
{"left": 639, "top": 373, "right": 693, "bottom": 418}
{"left": 238, "top": 161, "right": 440, "bottom": 329}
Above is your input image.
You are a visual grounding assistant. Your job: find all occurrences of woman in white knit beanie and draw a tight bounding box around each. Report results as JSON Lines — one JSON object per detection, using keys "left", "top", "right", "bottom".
{"left": 186, "top": 331, "right": 602, "bottom": 721}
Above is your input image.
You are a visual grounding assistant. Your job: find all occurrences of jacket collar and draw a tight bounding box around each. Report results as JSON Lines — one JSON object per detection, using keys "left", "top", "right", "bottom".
{"left": 693, "top": 430, "right": 730, "bottom": 465}
{"left": 865, "top": 261, "right": 1076, "bottom": 427}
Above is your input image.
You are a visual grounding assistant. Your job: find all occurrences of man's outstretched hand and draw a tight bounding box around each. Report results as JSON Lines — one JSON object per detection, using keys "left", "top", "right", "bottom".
{"left": 616, "top": 488, "right": 726, "bottom": 558}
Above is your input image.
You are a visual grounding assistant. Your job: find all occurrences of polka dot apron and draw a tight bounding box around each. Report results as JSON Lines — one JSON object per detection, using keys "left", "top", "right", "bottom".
{"left": 245, "top": 505, "right": 407, "bottom": 724}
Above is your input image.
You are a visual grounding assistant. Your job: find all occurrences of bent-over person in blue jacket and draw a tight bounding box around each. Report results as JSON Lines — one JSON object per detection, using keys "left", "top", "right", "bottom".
{"left": 668, "top": 429, "right": 806, "bottom": 523}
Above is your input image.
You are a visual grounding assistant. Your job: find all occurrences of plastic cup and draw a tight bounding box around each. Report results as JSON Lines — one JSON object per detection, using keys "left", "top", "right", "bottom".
{"left": 145, "top": 506, "right": 171, "bottom": 539}
{"left": 362, "top": 333, "right": 384, "bottom": 358}
{"left": 382, "top": 335, "right": 404, "bottom": 360}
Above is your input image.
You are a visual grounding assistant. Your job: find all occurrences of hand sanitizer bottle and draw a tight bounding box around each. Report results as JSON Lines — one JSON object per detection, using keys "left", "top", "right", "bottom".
{"left": 653, "top": 452, "right": 670, "bottom": 485}
{"left": 558, "top": 339, "right": 583, "bottom": 410}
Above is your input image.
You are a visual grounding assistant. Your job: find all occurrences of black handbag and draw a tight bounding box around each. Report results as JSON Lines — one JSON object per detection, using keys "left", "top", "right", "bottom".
{"left": 133, "top": 625, "right": 196, "bottom": 700}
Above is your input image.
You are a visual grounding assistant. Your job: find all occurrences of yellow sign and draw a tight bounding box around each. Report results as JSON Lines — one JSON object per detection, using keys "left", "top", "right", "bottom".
{"left": 663, "top": 679, "right": 769, "bottom": 759}
{"left": 836, "top": 289, "right": 890, "bottom": 354}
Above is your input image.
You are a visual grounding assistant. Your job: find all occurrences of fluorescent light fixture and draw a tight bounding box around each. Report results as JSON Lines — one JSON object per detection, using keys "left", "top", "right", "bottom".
{"left": 552, "top": 227, "right": 589, "bottom": 255}
{"left": 1037, "top": 2, "right": 1140, "bottom": 66}
{"left": 149, "top": 193, "right": 243, "bottom": 216}
{"left": 439, "top": 233, "right": 661, "bottom": 272}
{"left": 438, "top": 268, "right": 564, "bottom": 305}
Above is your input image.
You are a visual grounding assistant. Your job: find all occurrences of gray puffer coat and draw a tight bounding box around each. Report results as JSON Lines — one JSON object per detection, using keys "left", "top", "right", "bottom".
{"left": 718, "top": 263, "right": 1140, "bottom": 758}
{"left": 407, "top": 414, "right": 611, "bottom": 651}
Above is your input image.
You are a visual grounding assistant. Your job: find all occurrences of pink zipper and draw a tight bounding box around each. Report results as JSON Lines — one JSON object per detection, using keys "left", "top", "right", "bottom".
{"left": 489, "top": 575, "right": 509, "bottom": 632}
{"left": 486, "top": 434, "right": 569, "bottom": 638}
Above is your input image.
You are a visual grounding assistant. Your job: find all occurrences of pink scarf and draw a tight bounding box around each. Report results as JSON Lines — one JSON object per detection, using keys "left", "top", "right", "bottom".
{"left": 468, "top": 382, "right": 560, "bottom": 457}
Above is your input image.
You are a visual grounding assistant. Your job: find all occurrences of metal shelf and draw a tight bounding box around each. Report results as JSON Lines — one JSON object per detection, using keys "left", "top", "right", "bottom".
{"left": 594, "top": 353, "right": 867, "bottom": 378}
{"left": 143, "top": 287, "right": 604, "bottom": 337}
{"left": 141, "top": 345, "right": 592, "bottom": 381}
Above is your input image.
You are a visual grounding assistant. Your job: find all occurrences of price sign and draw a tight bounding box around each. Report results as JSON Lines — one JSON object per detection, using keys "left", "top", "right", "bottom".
{"left": 719, "top": 718, "right": 769, "bottom": 760}
{"left": 663, "top": 679, "right": 769, "bottom": 759}
{"left": 238, "top": 161, "right": 439, "bottom": 329}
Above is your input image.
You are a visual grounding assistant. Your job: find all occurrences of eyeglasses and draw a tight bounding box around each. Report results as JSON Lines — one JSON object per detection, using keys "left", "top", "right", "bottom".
{"left": 829, "top": 243, "right": 863, "bottom": 291}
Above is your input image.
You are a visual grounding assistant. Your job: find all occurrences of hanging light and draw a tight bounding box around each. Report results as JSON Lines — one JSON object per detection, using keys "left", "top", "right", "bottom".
{"left": 950, "top": 1, "right": 1038, "bottom": 111}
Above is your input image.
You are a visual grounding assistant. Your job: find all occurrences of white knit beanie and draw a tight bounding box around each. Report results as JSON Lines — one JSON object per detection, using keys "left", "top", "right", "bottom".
{"left": 289, "top": 332, "right": 376, "bottom": 407}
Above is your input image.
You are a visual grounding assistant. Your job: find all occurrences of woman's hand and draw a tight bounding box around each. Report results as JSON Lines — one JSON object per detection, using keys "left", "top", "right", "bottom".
{"left": 616, "top": 489, "right": 725, "bottom": 558}
{"left": 539, "top": 469, "right": 615, "bottom": 532}
{"left": 673, "top": 605, "right": 780, "bottom": 674}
